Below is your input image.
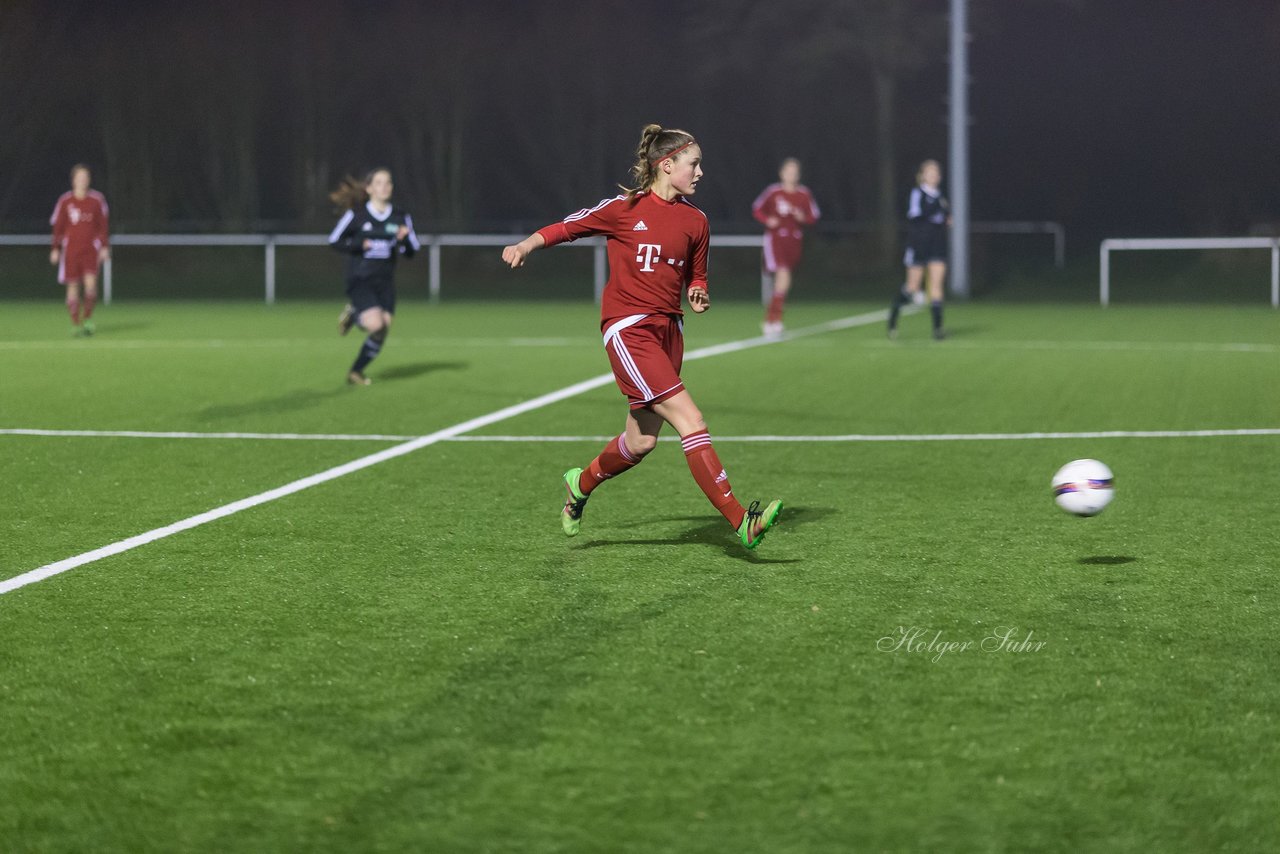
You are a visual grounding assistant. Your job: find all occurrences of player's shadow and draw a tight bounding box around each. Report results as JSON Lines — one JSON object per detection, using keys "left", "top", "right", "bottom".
{"left": 571, "top": 505, "right": 835, "bottom": 564}
{"left": 198, "top": 387, "right": 347, "bottom": 420}
{"left": 96, "top": 321, "right": 151, "bottom": 334}
{"left": 1078, "top": 555, "right": 1139, "bottom": 566}
{"left": 375, "top": 361, "right": 468, "bottom": 382}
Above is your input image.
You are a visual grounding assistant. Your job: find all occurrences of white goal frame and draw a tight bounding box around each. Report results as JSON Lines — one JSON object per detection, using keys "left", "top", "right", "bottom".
{"left": 1099, "top": 237, "right": 1280, "bottom": 307}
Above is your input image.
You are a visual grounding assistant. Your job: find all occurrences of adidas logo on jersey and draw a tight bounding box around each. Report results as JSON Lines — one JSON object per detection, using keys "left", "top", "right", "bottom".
{"left": 632, "top": 220, "right": 649, "bottom": 231}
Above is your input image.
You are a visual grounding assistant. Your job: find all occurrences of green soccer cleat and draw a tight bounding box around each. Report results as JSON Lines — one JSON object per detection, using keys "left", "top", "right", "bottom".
{"left": 82, "top": 320, "right": 95, "bottom": 336}
{"left": 738, "top": 499, "right": 783, "bottom": 550}
{"left": 561, "top": 467, "right": 589, "bottom": 536}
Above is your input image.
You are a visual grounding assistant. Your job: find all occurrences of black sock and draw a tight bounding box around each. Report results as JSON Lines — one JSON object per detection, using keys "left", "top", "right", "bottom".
{"left": 930, "top": 300, "right": 944, "bottom": 330}
{"left": 352, "top": 333, "right": 384, "bottom": 373}
{"left": 889, "top": 285, "right": 911, "bottom": 327}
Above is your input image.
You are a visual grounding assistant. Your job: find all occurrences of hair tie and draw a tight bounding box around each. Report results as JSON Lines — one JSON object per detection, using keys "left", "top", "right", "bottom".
{"left": 651, "top": 139, "right": 696, "bottom": 164}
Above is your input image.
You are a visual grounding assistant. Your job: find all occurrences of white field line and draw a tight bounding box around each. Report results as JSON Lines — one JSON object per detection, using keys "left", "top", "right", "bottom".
{"left": 0, "top": 373, "right": 615, "bottom": 596}
{"left": 449, "top": 429, "right": 1280, "bottom": 442}
{"left": 5, "top": 336, "right": 1277, "bottom": 354}
{"left": 0, "top": 428, "right": 418, "bottom": 441}
{"left": 6, "top": 426, "right": 1279, "bottom": 444}
{"left": 868, "top": 339, "right": 1280, "bottom": 354}
{"left": 0, "top": 336, "right": 589, "bottom": 351}
{"left": 0, "top": 309, "right": 890, "bottom": 596}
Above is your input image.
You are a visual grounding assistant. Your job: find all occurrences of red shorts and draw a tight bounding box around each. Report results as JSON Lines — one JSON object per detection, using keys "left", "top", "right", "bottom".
{"left": 602, "top": 314, "right": 685, "bottom": 409}
{"left": 763, "top": 232, "right": 803, "bottom": 273}
{"left": 58, "top": 244, "right": 101, "bottom": 284}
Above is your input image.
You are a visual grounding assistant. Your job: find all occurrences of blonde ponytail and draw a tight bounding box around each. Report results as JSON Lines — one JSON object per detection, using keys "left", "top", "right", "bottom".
{"left": 621, "top": 124, "right": 697, "bottom": 200}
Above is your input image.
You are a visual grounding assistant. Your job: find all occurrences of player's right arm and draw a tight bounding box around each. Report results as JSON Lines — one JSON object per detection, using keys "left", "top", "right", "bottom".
{"left": 905, "top": 187, "right": 924, "bottom": 223}
{"left": 49, "top": 194, "right": 67, "bottom": 265}
{"left": 502, "top": 232, "right": 545, "bottom": 268}
{"left": 327, "top": 209, "right": 365, "bottom": 254}
{"left": 503, "top": 196, "right": 622, "bottom": 269}
{"left": 751, "top": 186, "right": 779, "bottom": 229}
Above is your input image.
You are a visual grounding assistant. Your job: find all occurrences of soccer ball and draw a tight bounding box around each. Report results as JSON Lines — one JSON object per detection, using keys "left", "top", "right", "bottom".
{"left": 1052, "top": 459, "right": 1115, "bottom": 517}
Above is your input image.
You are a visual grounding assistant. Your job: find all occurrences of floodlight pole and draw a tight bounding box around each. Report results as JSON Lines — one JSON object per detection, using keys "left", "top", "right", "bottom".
{"left": 949, "top": 0, "right": 970, "bottom": 298}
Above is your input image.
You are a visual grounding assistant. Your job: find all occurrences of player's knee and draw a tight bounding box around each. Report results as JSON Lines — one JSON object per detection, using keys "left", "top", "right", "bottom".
{"left": 629, "top": 433, "right": 659, "bottom": 457}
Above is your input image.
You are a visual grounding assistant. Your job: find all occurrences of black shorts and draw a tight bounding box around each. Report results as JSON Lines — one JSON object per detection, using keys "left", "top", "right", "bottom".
{"left": 904, "top": 227, "right": 947, "bottom": 267}
{"left": 346, "top": 276, "right": 396, "bottom": 315}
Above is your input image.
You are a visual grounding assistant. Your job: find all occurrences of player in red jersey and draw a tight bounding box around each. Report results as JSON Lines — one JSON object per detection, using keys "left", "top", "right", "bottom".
{"left": 752, "top": 157, "right": 820, "bottom": 337}
{"left": 502, "top": 124, "right": 783, "bottom": 550}
{"left": 49, "top": 164, "right": 110, "bottom": 336}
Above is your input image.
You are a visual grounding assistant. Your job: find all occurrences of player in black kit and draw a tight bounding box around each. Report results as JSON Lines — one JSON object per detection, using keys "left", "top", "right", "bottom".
{"left": 328, "top": 168, "right": 421, "bottom": 384}
{"left": 888, "top": 159, "right": 950, "bottom": 340}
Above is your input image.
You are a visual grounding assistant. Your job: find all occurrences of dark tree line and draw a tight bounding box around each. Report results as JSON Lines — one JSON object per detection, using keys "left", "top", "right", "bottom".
{"left": 3, "top": 0, "right": 1278, "bottom": 248}
{"left": 0, "top": 0, "right": 955, "bottom": 251}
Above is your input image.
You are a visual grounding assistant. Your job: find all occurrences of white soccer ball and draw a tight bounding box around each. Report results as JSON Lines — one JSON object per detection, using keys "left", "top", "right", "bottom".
{"left": 1052, "top": 459, "right": 1115, "bottom": 517}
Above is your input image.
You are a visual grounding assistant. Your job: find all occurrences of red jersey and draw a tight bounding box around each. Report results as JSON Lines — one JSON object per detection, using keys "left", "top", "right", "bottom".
{"left": 537, "top": 191, "right": 709, "bottom": 325}
{"left": 51, "top": 190, "right": 110, "bottom": 252}
{"left": 752, "top": 183, "right": 820, "bottom": 239}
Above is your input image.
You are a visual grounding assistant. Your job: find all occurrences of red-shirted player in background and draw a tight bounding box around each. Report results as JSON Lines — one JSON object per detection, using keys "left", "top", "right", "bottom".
{"left": 752, "top": 157, "right": 820, "bottom": 337}
{"left": 502, "top": 124, "right": 783, "bottom": 550}
{"left": 50, "top": 164, "right": 110, "bottom": 336}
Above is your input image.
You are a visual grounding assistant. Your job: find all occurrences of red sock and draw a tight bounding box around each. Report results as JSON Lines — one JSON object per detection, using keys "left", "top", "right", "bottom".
{"left": 579, "top": 433, "right": 642, "bottom": 495}
{"left": 83, "top": 290, "right": 97, "bottom": 319}
{"left": 766, "top": 292, "right": 786, "bottom": 324}
{"left": 681, "top": 429, "right": 746, "bottom": 528}
{"left": 66, "top": 294, "right": 81, "bottom": 325}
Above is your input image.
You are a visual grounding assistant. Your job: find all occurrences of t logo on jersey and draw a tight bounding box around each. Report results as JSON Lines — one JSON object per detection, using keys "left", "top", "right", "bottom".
{"left": 636, "top": 243, "right": 662, "bottom": 272}
{"left": 69, "top": 206, "right": 82, "bottom": 225}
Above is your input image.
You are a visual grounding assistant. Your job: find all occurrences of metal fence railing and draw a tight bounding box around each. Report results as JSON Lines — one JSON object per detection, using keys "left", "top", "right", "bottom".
{"left": 0, "top": 221, "right": 1065, "bottom": 305}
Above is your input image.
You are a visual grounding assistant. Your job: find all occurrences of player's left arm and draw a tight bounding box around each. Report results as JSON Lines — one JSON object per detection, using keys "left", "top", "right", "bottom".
{"left": 97, "top": 196, "right": 111, "bottom": 261}
{"left": 687, "top": 220, "right": 710, "bottom": 313}
{"left": 397, "top": 213, "right": 421, "bottom": 258}
{"left": 806, "top": 189, "right": 821, "bottom": 225}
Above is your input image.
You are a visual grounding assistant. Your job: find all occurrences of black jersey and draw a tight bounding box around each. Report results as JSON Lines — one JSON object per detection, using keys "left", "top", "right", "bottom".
{"left": 904, "top": 183, "right": 949, "bottom": 266}
{"left": 329, "top": 202, "right": 421, "bottom": 281}
{"left": 906, "top": 184, "right": 948, "bottom": 233}
{"left": 906, "top": 184, "right": 947, "bottom": 230}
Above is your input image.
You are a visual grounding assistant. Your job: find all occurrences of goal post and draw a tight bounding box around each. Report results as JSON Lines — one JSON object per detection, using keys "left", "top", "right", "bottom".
{"left": 1099, "top": 237, "right": 1280, "bottom": 307}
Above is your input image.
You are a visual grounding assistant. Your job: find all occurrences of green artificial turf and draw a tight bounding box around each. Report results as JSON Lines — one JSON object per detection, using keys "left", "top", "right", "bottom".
{"left": 1, "top": 298, "right": 1278, "bottom": 852}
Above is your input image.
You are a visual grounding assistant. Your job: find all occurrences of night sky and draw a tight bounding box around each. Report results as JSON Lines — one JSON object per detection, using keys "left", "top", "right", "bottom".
{"left": 2, "top": 0, "right": 1277, "bottom": 247}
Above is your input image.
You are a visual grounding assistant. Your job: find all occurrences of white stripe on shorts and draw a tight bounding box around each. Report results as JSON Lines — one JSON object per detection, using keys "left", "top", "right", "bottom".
{"left": 608, "top": 335, "right": 654, "bottom": 401}
{"left": 602, "top": 313, "right": 648, "bottom": 344}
